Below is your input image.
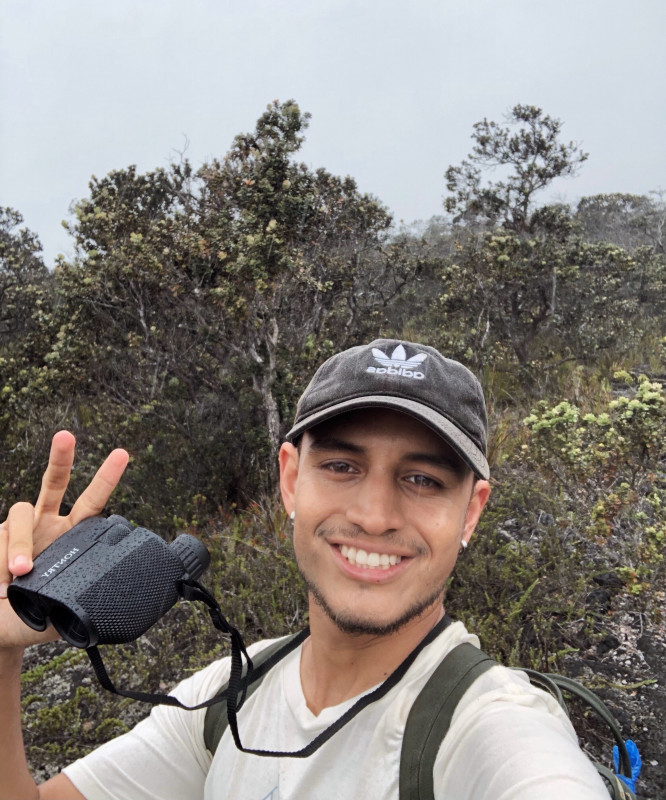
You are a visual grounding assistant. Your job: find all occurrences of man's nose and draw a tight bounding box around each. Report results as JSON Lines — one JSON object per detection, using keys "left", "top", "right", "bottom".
{"left": 345, "top": 472, "right": 403, "bottom": 536}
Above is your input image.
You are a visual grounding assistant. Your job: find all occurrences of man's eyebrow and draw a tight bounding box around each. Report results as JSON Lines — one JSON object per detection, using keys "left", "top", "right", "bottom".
{"left": 404, "top": 451, "right": 465, "bottom": 475}
{"left": 306, "top": 437, "right": 365, "bottom": 455}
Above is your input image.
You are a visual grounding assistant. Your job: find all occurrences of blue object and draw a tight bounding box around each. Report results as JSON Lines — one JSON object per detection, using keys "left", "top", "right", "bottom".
{"left": 613, "top": 739, "right": 642, "bottom": 793}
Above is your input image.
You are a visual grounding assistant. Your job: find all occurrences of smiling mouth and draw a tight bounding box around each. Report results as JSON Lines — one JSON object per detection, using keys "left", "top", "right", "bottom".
{"left": 339, "top": 544, "right": 403, "bottom": 570}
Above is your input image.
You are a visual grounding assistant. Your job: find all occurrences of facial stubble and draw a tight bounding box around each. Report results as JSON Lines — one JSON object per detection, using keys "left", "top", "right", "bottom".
{"left": 297, "top": 523, "right": 454, "bottom": 637}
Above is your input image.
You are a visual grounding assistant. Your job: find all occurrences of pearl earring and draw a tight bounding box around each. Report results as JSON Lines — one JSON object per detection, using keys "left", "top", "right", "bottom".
{"left": 290, "top": 511, "right": 295, "bottom": 521}
{"left": 458, "top": 540, "right": 468, "bottom": 556}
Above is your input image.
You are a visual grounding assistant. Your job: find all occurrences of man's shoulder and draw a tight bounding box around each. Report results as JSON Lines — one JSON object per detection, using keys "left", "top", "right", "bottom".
{"left": 412, "top": 621, "right": 572, "bottom": 729}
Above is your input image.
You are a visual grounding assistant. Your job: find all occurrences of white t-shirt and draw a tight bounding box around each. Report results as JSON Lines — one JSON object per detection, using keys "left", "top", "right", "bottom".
{"left": 63, "top": 621, "right": 609, "bottom": 799}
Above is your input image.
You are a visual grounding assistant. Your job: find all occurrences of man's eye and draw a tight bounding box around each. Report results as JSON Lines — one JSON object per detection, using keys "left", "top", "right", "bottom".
{"left": 323, "top": 461, "right": 354, "bottom": 473}
{"left": 405, "top": 474, "right": 440, "bottom": 489}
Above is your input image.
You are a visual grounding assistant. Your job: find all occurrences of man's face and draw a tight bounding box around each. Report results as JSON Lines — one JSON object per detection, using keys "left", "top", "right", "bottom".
{"left": 279, "top": 408, "right": 490, "bottom": 636}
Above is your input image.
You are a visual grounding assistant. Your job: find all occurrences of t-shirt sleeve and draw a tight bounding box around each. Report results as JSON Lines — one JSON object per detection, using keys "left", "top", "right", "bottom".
{"left": 433, "top": 666, "right": 611, "bottom": 800}
{"left": 62, "top": 640, "right": 278, "bottom": 800}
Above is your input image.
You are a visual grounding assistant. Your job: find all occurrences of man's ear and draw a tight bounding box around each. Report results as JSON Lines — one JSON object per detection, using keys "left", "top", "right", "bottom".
{"left": 279, "top": 442, "right": 299, "bottom": 516}
{"left": 461, "top": 479, "right": 490, "bottom": 546}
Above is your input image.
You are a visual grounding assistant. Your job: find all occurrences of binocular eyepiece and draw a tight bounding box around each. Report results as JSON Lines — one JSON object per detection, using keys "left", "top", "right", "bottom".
{"left": 7, "top": 515, "right": 210, "bottom": 649}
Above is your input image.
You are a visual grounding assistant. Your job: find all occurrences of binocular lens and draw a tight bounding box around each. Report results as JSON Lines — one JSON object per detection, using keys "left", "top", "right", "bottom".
{"left": 49, "top": 604, "right": 90, "bottom": 648}
{"left": 8, "top": 591, "right": 48, "bottom": 631}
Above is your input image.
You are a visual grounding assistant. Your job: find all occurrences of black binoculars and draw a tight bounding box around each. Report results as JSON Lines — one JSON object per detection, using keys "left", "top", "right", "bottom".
{"left": 7, "top": 515, "right": 210, "bottom": 649}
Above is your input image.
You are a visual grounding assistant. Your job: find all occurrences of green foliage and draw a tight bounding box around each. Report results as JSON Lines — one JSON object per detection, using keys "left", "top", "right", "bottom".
{"left": 448, "top": 364, "right": 665, "bottom": 671}
{"left": 448, "top": 523, "right": 590, "bottom": 670}
{"left": 522, "top": 374, "right": 666, "bottom": 611}
{"left": 0, "top": 209, "right": 60, "bottom": 517}
{"left": 21, "top": 648, "right": 85, "bottom": 687}
{"left": 202, "top": 500, "right": 307, "bottom": 637}
{"left": 575, "top": 192, "right": 666, "bottom": 253}
{"left": 524, "top": 375, "right": 665, "bottom": 480}
{"left": 191, "top": 100, "right": 399, "bottom": 463}
{"left": 432, "top": 108, "right": 665, "bottom": 380}
{"left": 420, "top": 209, "right": 664, "bottom": 376}
{"left": 24, "top": 685, "right": 129, "bottom": 767}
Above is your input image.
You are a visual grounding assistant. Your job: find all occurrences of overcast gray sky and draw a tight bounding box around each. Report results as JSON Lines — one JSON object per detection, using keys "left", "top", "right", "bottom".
{"left": 1, "top": 0, "right": 665, "bottom": 266}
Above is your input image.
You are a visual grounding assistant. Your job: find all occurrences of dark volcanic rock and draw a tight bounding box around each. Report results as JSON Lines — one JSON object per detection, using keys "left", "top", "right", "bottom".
{"left": 596, "top": 634, "right": 620, "bottom": 656}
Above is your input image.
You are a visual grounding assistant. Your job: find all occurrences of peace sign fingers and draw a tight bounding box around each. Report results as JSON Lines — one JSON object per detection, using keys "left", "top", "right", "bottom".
{"left": 68, "top": 448, "right": 130, "bottom": 526}
{"left": 33, "top": 430, "right": 77, "bottom": 518}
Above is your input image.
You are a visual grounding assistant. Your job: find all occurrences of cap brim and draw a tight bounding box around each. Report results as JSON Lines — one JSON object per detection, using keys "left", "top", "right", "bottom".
{"left": 285, "top": 395, "right": 489, "bottom": 479}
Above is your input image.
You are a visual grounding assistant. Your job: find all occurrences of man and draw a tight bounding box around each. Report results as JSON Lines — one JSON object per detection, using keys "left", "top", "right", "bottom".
{"left": 0, "top": 339, "right": 609, "bottom": 799}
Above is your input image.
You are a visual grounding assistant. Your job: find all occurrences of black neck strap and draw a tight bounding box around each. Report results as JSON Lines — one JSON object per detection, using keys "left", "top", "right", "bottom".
{"left": 226, "top": 612, "right": 453, "bottom": 758}
{"left": 86, "top": 580, "right": 257, "bottom": 713}
{"left": 86, "top": 582, "right": 453, "bottom": 759}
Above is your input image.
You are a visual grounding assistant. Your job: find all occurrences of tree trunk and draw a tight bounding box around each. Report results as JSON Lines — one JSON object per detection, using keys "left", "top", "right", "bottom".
{"left": 250, "top": 316, "right": 281, "bottom": 485}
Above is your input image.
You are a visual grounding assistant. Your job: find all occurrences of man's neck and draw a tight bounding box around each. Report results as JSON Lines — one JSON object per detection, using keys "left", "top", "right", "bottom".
{"left": 299, "top": 601, "right": 444, "bottom": 716}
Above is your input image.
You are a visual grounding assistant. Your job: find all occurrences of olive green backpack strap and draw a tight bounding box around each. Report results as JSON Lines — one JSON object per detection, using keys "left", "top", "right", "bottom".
{"left": 398, "top": 644, "right": 636, "bottom": 800}
{"left": 515, "top": 671, "right": 637, "bottom": 800}
{"left": 204, "top": 630, "right": 307, "bottom": 755}
{"left": 541, "top": 673, "right": 634, "bottom": 785}
{"left": 399, "top": 642, "right": 496, "bottom": 800}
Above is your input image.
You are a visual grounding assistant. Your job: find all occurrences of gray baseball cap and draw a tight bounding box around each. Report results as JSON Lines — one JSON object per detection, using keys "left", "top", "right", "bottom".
{"left": 286, "top": 339, "right": 489, "bottom": 479}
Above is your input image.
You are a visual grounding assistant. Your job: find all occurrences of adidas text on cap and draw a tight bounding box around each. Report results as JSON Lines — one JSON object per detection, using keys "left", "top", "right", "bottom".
{"left": 286, "top": 339, "right": 489, "bottom": 479}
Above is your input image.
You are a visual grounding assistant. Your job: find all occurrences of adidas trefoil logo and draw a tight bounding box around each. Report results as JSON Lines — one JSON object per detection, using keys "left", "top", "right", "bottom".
{"left": 366, "top": 344, "right": 428, "bottom": 380}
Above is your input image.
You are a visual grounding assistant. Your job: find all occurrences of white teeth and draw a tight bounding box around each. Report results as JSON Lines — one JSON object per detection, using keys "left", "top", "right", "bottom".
{"left": 339, "top": 545, "right": 402, "bottom": 569}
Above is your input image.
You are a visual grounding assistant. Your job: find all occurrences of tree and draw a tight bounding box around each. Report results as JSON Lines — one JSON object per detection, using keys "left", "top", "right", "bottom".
{"left": 45, "top": 101, "right": 420, "bottom": 522}
{"left": 575, "top": 192, "right": 665, "bottom": 254}
{"left": 428, "top": 204, "right": 659, "bottom": 371}
{"left": 0, "top": 209, "right": 56, "bottom": 517}
{"left": 180, "top": 100, "right": 404, "bottom": 465}
{"left": 0, "top": 208, "right": 50, "bottom": 349}
{"left": 430, "top": 109, "right": 666, "bottom": 373}
{"left": 50, "top": 163, "right": 247, "bottom": 526}
{"left": 444, "top": 105, "right": 588, "bottom": 233}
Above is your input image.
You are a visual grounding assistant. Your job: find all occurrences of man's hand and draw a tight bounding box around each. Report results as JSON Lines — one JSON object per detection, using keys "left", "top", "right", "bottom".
{"left": 0, "top": 430, "right": 129, "bottom": 650}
